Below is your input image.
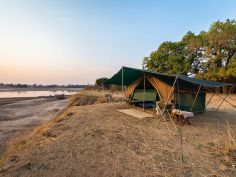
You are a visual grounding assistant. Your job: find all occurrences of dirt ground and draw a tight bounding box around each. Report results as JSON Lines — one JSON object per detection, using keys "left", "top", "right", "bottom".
{"left": 0, "top": 98, "right": 69, "bottom": 156}
{"left": 0, "top": 92, "right": 236, "bottom": 177}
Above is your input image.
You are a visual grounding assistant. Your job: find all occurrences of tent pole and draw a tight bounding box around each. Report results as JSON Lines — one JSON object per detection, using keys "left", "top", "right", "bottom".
{"left": 177, "top": 76, "right": 180, "bottom": 109}
{"left": 122, "top": 66, "right": 124, "bottom": 112}
{"left": 215, "top": 94, "right": 236, "bottom": 108}
{"left": 215, "top": 86, "right": 233, "bottom": 112}
{"left": 143, "top": 72, "right": 145, "bottom": 111}
{"left": 205, "top": 90, "right": 215, "bottom": 109}
{"left": 190, "top": 85, "right": 202, "bottom": 112}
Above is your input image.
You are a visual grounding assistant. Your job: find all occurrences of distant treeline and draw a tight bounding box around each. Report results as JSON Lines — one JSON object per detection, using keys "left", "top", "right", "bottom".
{"left": 0, "top": 83, "right": 86, "bottom": 89}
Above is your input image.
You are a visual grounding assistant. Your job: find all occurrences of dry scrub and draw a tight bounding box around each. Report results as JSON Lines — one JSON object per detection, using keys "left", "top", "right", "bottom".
{"left": 0, "top": 92, "right": 236, "bottom": 177}
{"left": 68, "top": 92, "right": 120, "bottom": 107}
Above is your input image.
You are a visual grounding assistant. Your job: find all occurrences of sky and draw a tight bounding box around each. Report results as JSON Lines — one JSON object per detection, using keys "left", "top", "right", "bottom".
{"left": 0, "top": 0, "right": 236, "bottom": 85}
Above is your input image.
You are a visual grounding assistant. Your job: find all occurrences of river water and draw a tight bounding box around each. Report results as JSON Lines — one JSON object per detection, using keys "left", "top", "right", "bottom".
{"left": 0, "top": 90, "right": 81, "bottom": 98}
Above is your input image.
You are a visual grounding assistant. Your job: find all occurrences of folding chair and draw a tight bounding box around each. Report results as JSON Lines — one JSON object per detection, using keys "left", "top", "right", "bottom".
{"left": 105, "top": 93, "right": 113, "bottom": 103}
{"left": 156, "top": 101, "right": 177, "bottom": 132}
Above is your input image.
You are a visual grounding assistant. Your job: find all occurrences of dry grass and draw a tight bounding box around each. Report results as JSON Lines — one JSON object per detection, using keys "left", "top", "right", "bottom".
{"left": 0, "top": 92, "right": 236, "bottom": 177}
{"left": 68, "top": 91, "right": 120, "bottom": 107}
{"left": 0, "top": 105, "right": 71, "bottom": 166}
{"left": 0, "top": 91, "right": 118, "bottom": 167}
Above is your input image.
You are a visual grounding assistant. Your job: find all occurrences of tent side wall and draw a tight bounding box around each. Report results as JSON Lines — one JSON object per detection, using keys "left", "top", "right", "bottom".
{"left": 174, "top": 91, "right": 206, "bottom": 113}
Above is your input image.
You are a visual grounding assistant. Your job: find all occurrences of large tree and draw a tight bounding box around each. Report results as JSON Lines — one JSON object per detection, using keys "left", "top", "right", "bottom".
{"left": 207, "top": 19, "right": 236, "bottom": 68}
{"left": 196, "top": 20, "right": 236, "bottom": 82}
{"left": 143, "top": 19, "right": 236, "bottom": 83}
{"left": 143, "top": 41, "right": 192, "bottom": 75}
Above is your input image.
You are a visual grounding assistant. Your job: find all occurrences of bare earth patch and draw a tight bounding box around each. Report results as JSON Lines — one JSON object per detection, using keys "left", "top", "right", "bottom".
{"left": 0, "top": 98, "right": 69, "bottom": 156}
{"left": 0, "top": 93, "right": 235, "bottom": 177}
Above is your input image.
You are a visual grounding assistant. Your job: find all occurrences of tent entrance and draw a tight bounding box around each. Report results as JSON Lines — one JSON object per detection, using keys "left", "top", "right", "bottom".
{"left": 130, "top": 77, "right": 159, "bottom": 109}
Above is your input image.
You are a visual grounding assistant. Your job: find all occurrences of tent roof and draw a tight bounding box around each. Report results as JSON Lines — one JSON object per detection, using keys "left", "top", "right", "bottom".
{"left": 105, "top": 66, "right": 232, "bottom": 89}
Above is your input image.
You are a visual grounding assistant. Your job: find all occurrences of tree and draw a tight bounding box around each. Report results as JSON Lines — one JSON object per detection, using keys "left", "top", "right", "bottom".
{"left": 206, "top": 19, "right": 236, "bottom": 68}
{"left": 181, "top": 31, "right": 209, "bottom": 74}
{"left": 196, "top": 20, "right": 236, "bottom": 82}
{"left": 143, "top": 19, "right": 236, "bottom": 83}
{"left": 143, "top": 41, "right": 193, "bottom": 75}
{"left": 95, "top": 77, "right": 109, "bottom": 87}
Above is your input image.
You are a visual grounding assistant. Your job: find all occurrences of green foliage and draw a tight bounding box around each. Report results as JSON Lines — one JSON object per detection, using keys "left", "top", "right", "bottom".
{"left": 143, "top": 19, "right": 236, "bottom": 82}
{"left": 196, "top": 57, "right": 236, "bottom": 83}
{"left": 207, "top": 20, "right": 236, "bottom": 65}
{"left": 143, "top": 41, "right": 192, "bottom": 75}
{"left": 95, "top": 77, "right": 109, "bottom": 87}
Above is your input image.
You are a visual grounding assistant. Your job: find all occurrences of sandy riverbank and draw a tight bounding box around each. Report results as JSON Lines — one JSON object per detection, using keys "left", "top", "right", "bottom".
{"left": 0, "top": 97, "right": 69, "bottom": 155}
{"left": 0, "top": 97, "right": 42, "bottom": 106}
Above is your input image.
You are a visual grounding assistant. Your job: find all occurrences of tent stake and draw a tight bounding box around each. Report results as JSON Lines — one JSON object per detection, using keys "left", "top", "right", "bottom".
{"left": 190, "top": 85, "right": 202, "bottom": 112}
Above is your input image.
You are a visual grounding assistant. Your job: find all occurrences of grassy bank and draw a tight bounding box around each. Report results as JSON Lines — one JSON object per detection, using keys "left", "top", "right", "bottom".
{"left": 0, "top": 92, "right": 235, "bottom": 176}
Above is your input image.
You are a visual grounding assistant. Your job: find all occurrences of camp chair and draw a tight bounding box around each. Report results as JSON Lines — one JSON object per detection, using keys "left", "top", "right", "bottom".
{"left": 105, "top": 93, "right": 113, "bottom": 103}
{"left": 156, "top": 101, "right": 177, "bottom": 132}
{"left": 156, "top": 102, "right": 169, "bottom": 118}
{"left": 156, "top": 101, "right": 174, "bottom": 118}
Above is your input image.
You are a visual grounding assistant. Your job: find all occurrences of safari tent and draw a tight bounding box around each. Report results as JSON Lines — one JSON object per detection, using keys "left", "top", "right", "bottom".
{"left": 106, "top": 67, "right": 233, "bottom": 113}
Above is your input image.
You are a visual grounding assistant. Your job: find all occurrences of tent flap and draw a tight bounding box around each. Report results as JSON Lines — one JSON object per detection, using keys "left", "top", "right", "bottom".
{"left": 125, "top": 77, "right": 142, "bottom": 97}
{"left": 148, "top": 76, "right": 174, "bottom": 103}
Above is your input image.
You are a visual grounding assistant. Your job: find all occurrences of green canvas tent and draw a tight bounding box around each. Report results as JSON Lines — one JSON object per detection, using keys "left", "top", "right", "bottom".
{"left": 106, "top": 67, "right": 232, "bottom": 113}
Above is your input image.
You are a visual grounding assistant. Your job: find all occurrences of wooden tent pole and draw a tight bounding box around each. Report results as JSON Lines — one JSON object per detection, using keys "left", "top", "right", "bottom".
{"left": 205, "top": 90, "right": 215, "bottom": 109}
{"left": 190, "top": 85, "right": 202, "bottom": 112}
{"left": 215, "top": 94, "right": 236, "bottom": 108}
{"left": 215, "top": 86, "right": 233, "bottom": 112}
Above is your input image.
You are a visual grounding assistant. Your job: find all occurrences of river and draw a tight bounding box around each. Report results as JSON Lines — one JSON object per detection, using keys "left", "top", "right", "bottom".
{"left": 0, "top": 89, "right": 81, "bottom": 98}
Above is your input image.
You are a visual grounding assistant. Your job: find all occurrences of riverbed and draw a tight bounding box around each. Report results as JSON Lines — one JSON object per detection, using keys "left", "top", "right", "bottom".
{"left": 0, "top": 97, "right": 69, "bottom": 156}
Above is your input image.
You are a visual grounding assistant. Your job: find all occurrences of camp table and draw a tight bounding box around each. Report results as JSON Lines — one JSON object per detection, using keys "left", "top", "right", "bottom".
{"left": 171, "top": 109, "right": 194, "bottom": 125}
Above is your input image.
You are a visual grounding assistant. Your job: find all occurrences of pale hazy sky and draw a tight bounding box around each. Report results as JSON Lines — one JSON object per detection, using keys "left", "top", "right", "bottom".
{"left": 0, "top": 0, "right": 235, "bottom": 84}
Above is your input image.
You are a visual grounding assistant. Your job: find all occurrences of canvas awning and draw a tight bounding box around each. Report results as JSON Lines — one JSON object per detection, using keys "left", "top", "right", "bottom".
{"left": 105, "top": 66, "right": 232, "bottom": 90}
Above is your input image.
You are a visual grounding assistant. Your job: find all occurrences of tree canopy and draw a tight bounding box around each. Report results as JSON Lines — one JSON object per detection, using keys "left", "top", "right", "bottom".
{"left": 143, "top": 19, "right": 236, "bottom": 83}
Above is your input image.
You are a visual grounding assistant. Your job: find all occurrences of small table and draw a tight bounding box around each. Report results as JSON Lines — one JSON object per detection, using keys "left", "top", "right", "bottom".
{"left": 172, "top": 109, "right": 193, "bottom": 125}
